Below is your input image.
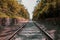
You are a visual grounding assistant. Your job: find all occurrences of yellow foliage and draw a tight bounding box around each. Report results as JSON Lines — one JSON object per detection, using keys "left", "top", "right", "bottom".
{"left": 0, "top": 0, "right": 29, "bottom": 19}
{"left": 33, "top": 0, "right": 58, "bottom": 20}
{"left": 0, "top": 12, "right": 9, "bottom": 18}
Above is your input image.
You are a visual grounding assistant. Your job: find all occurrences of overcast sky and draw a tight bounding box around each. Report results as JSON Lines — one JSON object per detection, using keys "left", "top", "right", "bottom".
{"left": 17, "top": 0, "right": 38, "bottom": 19}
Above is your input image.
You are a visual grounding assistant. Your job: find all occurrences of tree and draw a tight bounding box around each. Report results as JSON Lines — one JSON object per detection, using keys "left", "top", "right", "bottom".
{"left": 33, "top": 0, "right": 59, "bottom": 21}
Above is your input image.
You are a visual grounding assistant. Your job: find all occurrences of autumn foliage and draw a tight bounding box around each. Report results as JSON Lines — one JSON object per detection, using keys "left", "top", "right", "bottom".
{"left": 0, "top": 0, "right": 29, "bottom": 26}
{"left": 33, "top": 0, "right": 60, "bottom": 20}
{"left": 0, "top": 0, "right": 29, "bottom": 18}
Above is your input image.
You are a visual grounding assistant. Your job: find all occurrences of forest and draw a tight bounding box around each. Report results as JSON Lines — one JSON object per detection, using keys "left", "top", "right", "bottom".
{"left": 33, "top": 0, "right": 60, "bottom": 20}
{"left": 33, "top": 0, "right": 60, "bottom": 25}
{"left": 0, "top": 0, "right": 29, "bottom": 26}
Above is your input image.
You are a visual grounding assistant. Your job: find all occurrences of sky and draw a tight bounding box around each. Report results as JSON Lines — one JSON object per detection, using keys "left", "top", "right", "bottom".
{"left": 17, "top": 0, "right": 38, "bottom": 19}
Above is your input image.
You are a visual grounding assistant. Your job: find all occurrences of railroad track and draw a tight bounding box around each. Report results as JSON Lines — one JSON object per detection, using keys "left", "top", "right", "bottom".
{"left": 33, "top": 22, "right": 54, "bottom": 40}
{"left": 7, "top": 24, "right": 27, "bottom": 40}
{"left": 7, "top": 22, "right": 54, "bottom": 40}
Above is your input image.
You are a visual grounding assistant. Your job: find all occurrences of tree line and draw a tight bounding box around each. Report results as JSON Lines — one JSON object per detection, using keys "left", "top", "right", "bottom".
{"left": 0, "top": 0, "right": 29, "bottom": 26}
{"left": 33, "top": 0, "right": 60, "bottom": 20}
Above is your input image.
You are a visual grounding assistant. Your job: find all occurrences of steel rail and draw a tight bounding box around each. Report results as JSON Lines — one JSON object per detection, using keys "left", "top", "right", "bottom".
{"left": 7, "top": 22, "right": 54, "bottom": 40}
{"left": 7, "top": 24, "right": 27, "bottom": 40}
{"left": 33, "top": 22, "right": 54, "bottom": 40}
